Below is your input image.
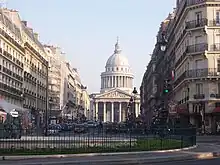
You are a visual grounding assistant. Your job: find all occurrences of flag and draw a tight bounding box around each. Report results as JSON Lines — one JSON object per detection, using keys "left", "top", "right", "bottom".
{"left": 171, "top": 70, "right": 175, "bottom": 81}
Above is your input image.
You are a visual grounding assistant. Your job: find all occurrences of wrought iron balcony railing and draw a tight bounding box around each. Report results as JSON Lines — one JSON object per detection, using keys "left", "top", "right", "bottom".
{"left": 186, "top": 18, "right": 208, "bottom": 29}
{"left": 174, "top": 68, "right": 219, "bottom": 88}
{"left": 210, "top": 43, "right": 220, "bottom": 51}
{"left": 194, "top": 94, "right": 205, "bottom": 99}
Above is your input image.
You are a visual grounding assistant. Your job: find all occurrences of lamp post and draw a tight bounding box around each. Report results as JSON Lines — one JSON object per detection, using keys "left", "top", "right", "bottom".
{"left": 132, "top": 87, "right": 138, "bottom": 119}
{"left": 49, "top": 97, "right": 53, "bottom": 125}
{"left": 45, "top": 62, "right": 49, "bottom": 136}
{"left": 127, "top": 87, "right": 138, "bottom": 125}
{"left": 199, "top": 101, "right": 205, "bottom": 134}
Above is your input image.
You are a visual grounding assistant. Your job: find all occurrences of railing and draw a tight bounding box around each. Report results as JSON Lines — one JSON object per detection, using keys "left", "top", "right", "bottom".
{"left": 210, "top": 43, "right": 220, "bottom": 51}
{"left": 187, "top": 43, "right": 208, "bottom": 53}
{"left": 194, "top": 94, "right": 205, "bottom": 99}
{"left": 187, "top": 0, "right": 220, "bottom": 6}
{"left": 174, "top": 68, "right": 219, "bottom": 88}
{"left": 209, "top": 20, "right": 220, "bottom": 26}
{"left": 0, "top": 127, "right": 196, "bottom": 155}
{"left": 210, "top": 94, "right": 220, "bottom": 98}
{"left": 175, "top": 43, "right": 208, "bottom": 68}
{"left": 186, "top": 68, "right": 219, "bottom": 78}
{"left": 186, "top": 18, "right": 208, "bottom": 29}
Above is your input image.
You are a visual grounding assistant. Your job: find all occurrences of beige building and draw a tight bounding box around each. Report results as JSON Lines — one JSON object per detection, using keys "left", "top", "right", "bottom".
{"left": 144, "top": 0, "right": 220, "bottom": 133}
{"left": 171, "top": 0, "right": 220, "bottom": 133}
{"left": 0, "top": 8, "right": 48, "bottom": 127}
{"left": 45, "top": 45, "right": 90, "bottom": 121}
{"left": 44, "top": 45, "right": 64, "bottom": 121}
{"left": 91, "top": 39, "right": 140, "bottom": 122}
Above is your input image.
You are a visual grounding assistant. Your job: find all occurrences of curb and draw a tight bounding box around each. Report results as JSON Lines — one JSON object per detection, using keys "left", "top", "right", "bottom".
{"left": 0, "top": 145, "right": 197, "bottom": 161}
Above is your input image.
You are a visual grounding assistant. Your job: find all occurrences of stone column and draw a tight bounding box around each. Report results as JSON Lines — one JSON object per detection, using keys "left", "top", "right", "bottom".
{"left": 115, "top": 76, "right": 117, "bottom": 87}
{"left": 103, "top": 102, "right": 106, "bottom": 122}
{"left": 108, "top": 76, "right": 110, "bottom": 88}
{"left": 111, "top": 76, "right": 113, "bottom": 88}
{"left": 111, "top": 102, "right": 114, "bottom": 122}
{"left": 135, "top": 102, "right": 138, "bottom": 117}
{"left": 119, "top": 102, "right": 122, "bottom": 122}
{"left": 95, "top": 102, "right": 98, "bottom": 120}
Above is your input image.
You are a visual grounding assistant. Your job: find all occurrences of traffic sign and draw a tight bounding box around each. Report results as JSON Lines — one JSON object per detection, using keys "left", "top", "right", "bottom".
{"left": 10, "top": 109, "right": 19, "bottom": 118}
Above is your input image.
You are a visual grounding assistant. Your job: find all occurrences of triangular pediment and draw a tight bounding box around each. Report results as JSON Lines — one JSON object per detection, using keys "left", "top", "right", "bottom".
{"left": 95, "top": 89, "right": 131, "bottom": 99}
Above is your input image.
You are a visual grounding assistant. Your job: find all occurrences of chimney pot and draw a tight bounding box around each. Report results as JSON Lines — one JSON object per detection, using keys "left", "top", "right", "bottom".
{"left": 34, "top": 33, "right": 39, "bottom": 40}
{"left": 22, "top": 21, "right": 27, "bottom": 26}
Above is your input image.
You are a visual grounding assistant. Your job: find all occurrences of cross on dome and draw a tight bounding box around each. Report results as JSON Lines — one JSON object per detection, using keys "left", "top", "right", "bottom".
{"left": 114, "top": 36, "right": 121, "bottom": 54}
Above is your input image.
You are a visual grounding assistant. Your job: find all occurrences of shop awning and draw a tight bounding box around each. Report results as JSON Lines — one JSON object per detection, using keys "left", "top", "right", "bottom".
{"left": 212, "top": 107, "right": 220, "bottom": 113}
{"left": 176, "top": 104, "right": 188, "bottom": 114}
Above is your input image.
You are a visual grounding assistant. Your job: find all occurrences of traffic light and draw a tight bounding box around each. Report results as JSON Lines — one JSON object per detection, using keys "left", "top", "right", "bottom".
{"left": 163, "top": 79, "right": 170, "bottom": 94}
{"left": 164, "top": 89, "right": 169, "bottom": 93}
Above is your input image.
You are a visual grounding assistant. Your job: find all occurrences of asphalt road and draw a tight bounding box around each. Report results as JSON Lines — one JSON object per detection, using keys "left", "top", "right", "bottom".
{"left": 0, "top": 152, "right": 193, "bottom": 165}
{"left": 153, "top": 158, "right": 220, "bottom": 165}
{"left": 1, "top": 157, "right": 220, "bottom": 165}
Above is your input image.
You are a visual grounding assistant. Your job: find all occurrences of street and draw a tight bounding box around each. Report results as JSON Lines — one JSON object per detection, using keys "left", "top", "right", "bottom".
{"left": 153, "top": 158, "right": 220, "bottom": 165}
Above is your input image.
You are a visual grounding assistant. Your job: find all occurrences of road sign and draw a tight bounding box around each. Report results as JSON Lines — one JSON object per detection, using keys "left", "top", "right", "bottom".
{"left": 10, "top": 109, "right": 19, "bottom": 118}
{"left": 168, "top": 101, "right": 177, "bottom": 114}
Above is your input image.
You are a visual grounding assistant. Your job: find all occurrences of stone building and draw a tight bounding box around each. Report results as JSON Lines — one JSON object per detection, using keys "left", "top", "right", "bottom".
{"left": 141, "top": 0, "right": 220, "bottom": 133}
{"left": 91, "top": 38, "right": 140, "bottom": 122}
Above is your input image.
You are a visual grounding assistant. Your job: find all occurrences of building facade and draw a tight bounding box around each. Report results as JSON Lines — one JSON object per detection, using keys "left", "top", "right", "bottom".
{"left": 44, "top": 45, "right": 90, "bottom": 121}
{"left": 91, "top": 39, "right": 140, "bottom": 122}
{"left": 44, "top": 45, "right": 64, "bottom": 122}
{"left": 141, "top": 0, "right": 220, "bottom": 133}
{"left": 0, "top": 8, "right": 48, "bottom": 128}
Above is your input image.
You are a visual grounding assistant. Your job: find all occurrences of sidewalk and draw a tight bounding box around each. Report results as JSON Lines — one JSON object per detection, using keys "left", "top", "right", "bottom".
{"left": 1, "top": 144, "right": 220, "bottom": 165}
{"left": 197, "top": 135, "right": 220, "bottom": 143}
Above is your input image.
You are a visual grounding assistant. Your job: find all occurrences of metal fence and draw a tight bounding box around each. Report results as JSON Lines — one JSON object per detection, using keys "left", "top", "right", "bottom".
{"left": 0, "top": 127, "right": 196, "bottom": 155}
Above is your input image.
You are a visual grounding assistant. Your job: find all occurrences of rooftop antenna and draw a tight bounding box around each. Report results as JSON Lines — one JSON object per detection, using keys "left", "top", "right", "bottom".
{"left": 0, "top": 0, "right": 7, "bottom": 8}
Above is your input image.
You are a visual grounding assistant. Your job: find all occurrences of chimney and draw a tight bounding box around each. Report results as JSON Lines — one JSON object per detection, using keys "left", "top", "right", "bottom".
{"left": 34, "top": 33, "right": 39, "bottom": 40}
{"left": 22, "top": 21, "right": 27, "bottom": 26}
{"left": 27, "top": 27, "right": 33, "bottom": 33}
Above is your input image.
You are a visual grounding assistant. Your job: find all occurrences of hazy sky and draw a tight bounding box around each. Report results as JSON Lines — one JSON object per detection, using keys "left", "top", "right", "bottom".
{"left": 7, "top": 0, "right": 175, "bottom": 93}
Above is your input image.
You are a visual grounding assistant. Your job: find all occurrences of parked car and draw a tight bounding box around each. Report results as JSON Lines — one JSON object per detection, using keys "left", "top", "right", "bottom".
{"left": 85, "top": 121, "right": 98, "bottom": 128}
{"left": 74, "top": 124, "right": 88, "bottom": 133}
{"left": 45, "top": 125, "right": 60, "bottom": 136}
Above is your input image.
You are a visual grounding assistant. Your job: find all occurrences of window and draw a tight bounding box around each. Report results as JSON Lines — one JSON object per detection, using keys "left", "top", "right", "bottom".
{"left": 216, "top": 10, "right": 220, "bottom": 24}
{"left": 218, "top": 59, "right": 220, "bottom": 72}
{"left": 218, "top": 83, "right": 220, "bottom": 94}
{"left": 196, "top": 83, "right": 203, "bottom": 94}
{"left": 196, "top": 12, "right": 202, "bottom": 26}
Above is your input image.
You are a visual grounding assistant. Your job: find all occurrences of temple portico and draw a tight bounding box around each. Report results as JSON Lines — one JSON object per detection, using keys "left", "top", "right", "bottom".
{"left": 93, "top": 89, "right": 140, "bottom": 122}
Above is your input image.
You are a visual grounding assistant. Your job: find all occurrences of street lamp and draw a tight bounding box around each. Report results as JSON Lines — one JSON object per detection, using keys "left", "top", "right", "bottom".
{"left": 132, "top": 87, "right": 138, "bottom": 119}
{"left": 160, "top": 33, "right": 167, "bottom": 52}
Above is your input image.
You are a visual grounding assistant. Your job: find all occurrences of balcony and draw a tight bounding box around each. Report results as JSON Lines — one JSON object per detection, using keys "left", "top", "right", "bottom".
{"left": 186, "top": 18, "right": 208, "bottom": 29}
{"left": 210, "top": 94, "right": 220, "bottom": 98}
{"left": 187, "top": 68, "right": 219, "bottom": 78}
{"left": 176, "top": 1, "right": 219, "bottom": 23}
{"left": 187, "top": 0, "right": 220, "bottom": 6}
{"left": 175, "top": 43, "right": 208, "bottom": 68}
{"left": 209, "top": 20, "right": 220, "bottom": 26}
{"left": 174, "top": 68, "right": 219, "bottom": 88}
{"left": 186, "top": 43, "right": 208, "bottom": 54}
{"left": 194, "top": 94, "right": 205, "bottom": 99}
{"left": 210, "top": 43, "right": 220, "bottom": 51}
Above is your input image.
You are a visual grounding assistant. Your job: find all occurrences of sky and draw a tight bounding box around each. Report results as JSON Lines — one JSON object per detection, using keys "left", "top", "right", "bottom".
{"left": 6, "top": 0, "right": 176, "bottom": 93}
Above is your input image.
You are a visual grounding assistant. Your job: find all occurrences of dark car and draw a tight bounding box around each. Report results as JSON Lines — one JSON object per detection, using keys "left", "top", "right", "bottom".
{"left": 74, "top": 124, "right": 88, "bottom": 133}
